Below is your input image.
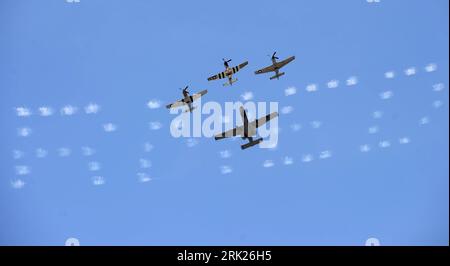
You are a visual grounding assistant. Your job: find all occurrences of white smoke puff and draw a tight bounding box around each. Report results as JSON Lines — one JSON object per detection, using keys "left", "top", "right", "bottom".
{"left": 139, "top": 159, "right": 152, "bottom": 168}
{"left": 58, "top": 147, "right": 71, "bottom": 157}
{"left": 284, "top": 86, "right": 297, "bottom": 96}
{"left": 11, "top": 179, "right": 26, "bottom": 189}
{"left": 13, "top": 150, "right": 24, "bottom": 159}
{"left": 302, "top": 154, "right": 314, "bottom": 163}
{"left": 149, "top": 121, "right": 162, "bottom": 130}
{"left": 327, "top": 80, "right": 339, "bottom": 89}
{"left": 425, "top": 63, "right": 437, "bottom": 73}
{"left": 433, "top": 83, "right": 445, "bottom": 92}
{"left": 81, "top": 146, "right": 95, "bottom": 156}
{"left": 15, "top": 107, "right": 32, "bottom": 117}
{"left": 432, "top": 100, "right": 443, "bottom": 109}
{"left": 399, "top": 137, "right": 410, "bottom": 144}
{"left": 419, "top": 116, "right": 430, "bottom": 126}
{"left": 404, "top": 67, "right": 417, "bottom": 76}
{"left": 220, "top": 165, "right": 233, "bottom": 175}
{"left": 103, "top": 123, "right": 118, "bottom": 132}
{"left": 219, "top": 150, "right": 232, "bottom": 159}
{"left": 419, "top": 116, "right": 430, "bottom": 125}
{"left": 360, "top": 144, "right": 371, "bottom": 152}
{"left": 346, "top": 76, "right": 358, "bottom": 86}
{"left": 384, "top": 71, "right": 395, "bottom": 79}
{"left": 378, "top": 140, "right": 391, "bottom": 148}
{"left": 88, "top": 161, "right": 101, "bottom": 171}
{"left": 319, "top": 150, "right": 332, "bottom": 159}
{"left": 306, "top": 84, "right": 318, "bottom": 92}
{"left": 283, "top": 156, "right": 294, "bottom": 165}
{"left": 15, "top": 165, "right": 30, "bottom": 175}
{"left": 137, "top": 172, "right": 152, "bottom": 183}
{"left": 263, "top": 160, "right": 275, "bottom": 168}
{"left": 241, "top": 91, "right": 254, "bottom": 101}
{"left": 380, "top": 91, "right": 393, "bottom": 100}
{"left": 92, "top": 176, "right": 105, "bottom": 186}
{"left": 61, "top": 105, "right": 78, "bottom": 116}
{"left": 310, "top": 121, "right": 322, "bottom": 129}
{"left": 17, "top": 127, "right": 32, "bottom": 137}
{"left": 368, "top": 126, "right": 379, "bottom": 134}
{"left": 35, "top": 148, "right": 48, "bottom": 158}
{"left": 84, "top": 103, "right": 100, "bottom": 114}
{"left": 373, "top": 111, "right": 383, "bottom": 119}
{"left": 186, "top": 138, "right": 199, "bottom": 148}
{"left": 290, "top": 123, "right": 302, "bottom": 132}
{"left": 38, "top": 106, "right": 53, "bottom": 116}
{"left": 281, "top": 106, "right": 294, "bottom": 115}
{"left": 144, "top": 142, "right": 154, "bottom": 152}
{"left": 147, "top": 100, "right": 161, "bottom": 109}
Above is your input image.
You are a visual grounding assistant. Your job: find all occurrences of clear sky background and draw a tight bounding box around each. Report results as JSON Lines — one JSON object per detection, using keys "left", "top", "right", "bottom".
{"left": 0, "top": 0, "right": 448, "bottom": 246}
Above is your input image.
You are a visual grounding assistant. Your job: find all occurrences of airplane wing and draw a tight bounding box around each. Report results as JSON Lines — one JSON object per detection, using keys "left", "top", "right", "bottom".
{"left": 207, "top": 61, "right": 248, "bottom": 81}
{"left": 208, "top": 71, "right": 227, "bottom": 81}
{"left": 250, "top": 112, "right": 279, "bottom": 128}
{"left": 276, "top": 56, "right": 295, "bottom": 69}
{"left": 232, "top": 61, "right": 248, "bottom": 74}
{"left": 166, "top": 90, "right": 207, "bottom": 109}
{"left": 254, "top": 64, "right": 276, "bottom": 74}
{"left": 254, "top": 56, "right": 295, "bottom": 74}
{"left": 191, "top": 90, "right": 208, "bottom": 101}
{"left": 214, "top": 126, "right": 244, "bottom": 140}
{"left": 166, "top": 99, "right": 186, "bottom": 109}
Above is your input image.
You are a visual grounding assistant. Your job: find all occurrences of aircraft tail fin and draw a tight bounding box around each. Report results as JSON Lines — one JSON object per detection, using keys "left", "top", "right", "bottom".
{"left": 223, "top": 78, "right": 238, "bottom": 86}
{"left": 270, "top": 72, "right": 285, "bottom": 80}
{"left": 241, "top": 138, "right": 263, "bottom": 150}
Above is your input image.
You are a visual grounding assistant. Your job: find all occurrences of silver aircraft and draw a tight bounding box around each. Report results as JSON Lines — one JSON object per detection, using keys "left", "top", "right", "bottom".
{"left": 215, "top": 106, "right": 278, "bottom": 150}
{"left": 254, "top": 52, "right": 295, "bottom": 80}
{"left": 207, "top": 58, "right": 249, "bottom": 86}
{"left": 166, "top": 86, "right": 207, "bottom": 113}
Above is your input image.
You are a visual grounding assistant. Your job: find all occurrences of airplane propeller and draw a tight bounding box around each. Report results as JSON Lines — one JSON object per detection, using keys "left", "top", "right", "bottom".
{"left": 179, "top": 86, "right": 189, "bottom": 92}
{"left": 272, "top": 52, "right": 279, "bottom": 60}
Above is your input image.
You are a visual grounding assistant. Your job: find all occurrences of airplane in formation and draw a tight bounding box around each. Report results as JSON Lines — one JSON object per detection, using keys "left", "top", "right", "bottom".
{"left": 166, "top": 86, "right": 207, "bottom": 113}
{"left": 167, "top": 52, "right": 292, "bottom": 149}
{"left": 214, "top": 106, "right": 279, "bottom": 150}
{"left": 207, "top": 58, "right": 249, "bottom": 86}
{"left": 254, "top": 52, "right": 295, "bottom": 80}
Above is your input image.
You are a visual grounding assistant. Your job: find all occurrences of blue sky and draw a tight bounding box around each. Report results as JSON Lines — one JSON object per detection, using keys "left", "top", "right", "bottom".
{"left": 0, "top": 0, "right": 448, "bottom": 246}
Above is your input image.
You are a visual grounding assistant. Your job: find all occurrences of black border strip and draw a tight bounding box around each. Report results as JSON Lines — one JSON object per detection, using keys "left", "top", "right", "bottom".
{"left": 0, "top": 246, "right": 448, "bottom": 264}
